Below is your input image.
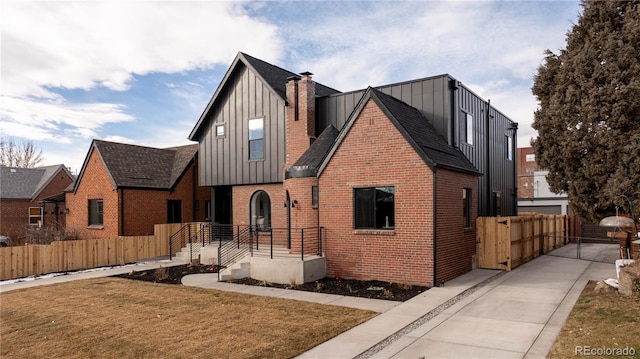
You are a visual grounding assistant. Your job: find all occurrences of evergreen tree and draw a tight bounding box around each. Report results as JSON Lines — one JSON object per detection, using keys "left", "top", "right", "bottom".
{"left": 532, "top": 0, "right": 640, "bottom": 222}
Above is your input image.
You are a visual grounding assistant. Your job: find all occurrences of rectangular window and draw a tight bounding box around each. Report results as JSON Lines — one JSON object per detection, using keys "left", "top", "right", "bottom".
{"left": 354, "top": 186, "right": 395, "bottom": 229}
{"left": 492, "top": 192, "right": 502, "bottom": 216}
{"left": 248, "top": 118, "right": 264, "bottom": 160}
{"left": 205, "top": 200, "right": 212, "bottom": 220}
{"left": 463, "top": 189, "right": 471, "bottom": 228}
{"left": 89, "top": 199, "right": 103, "bottom": 226}
{"left": 28, "top": 207, "right": 43, "bottom": 226}
{"left": 525, "top": 153, "right": 535, "bottom": 162}
{"left": 311, "top": 186, "right": 319, "bottom": 207}
{"left": 506, "top": 135, "right": 513, "bottom": 160}
{"left": 168, "top": 200, "right": 182, "bottom": 223}
{"left": 465, "top": 113, "right": 473, "bottom": 145}
{"left": 216, "top": 124, "right": 225, "bottom": 137}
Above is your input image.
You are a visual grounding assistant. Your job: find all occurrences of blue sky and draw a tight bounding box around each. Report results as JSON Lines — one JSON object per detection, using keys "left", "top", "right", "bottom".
{"left": 1, "top": 1, "right": 582, "bottom": 173}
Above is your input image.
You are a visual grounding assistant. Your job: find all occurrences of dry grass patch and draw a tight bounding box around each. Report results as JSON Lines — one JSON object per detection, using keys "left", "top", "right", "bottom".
{"left": 549, "top": 281, "right": 640, "bottom": 358}
{"left": 1, "top": 277, "right": 377, "bottom": 359}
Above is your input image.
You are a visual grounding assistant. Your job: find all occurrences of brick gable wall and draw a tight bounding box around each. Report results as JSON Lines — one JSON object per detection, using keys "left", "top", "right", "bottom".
{"left": 65, "top": 150, "right": 119, "bottom": 239}
{"left": 319, "top": 100, "right": 436, "bottom": 287}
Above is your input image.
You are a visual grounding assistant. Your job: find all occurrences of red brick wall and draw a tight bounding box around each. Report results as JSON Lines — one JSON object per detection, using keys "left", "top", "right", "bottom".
{"left": 65, "top": 150, "right": 119, "bottom": 239}
{"left": 0, "top": 167, "right": 73, "bottom": 240}
{"left": 0, "top": 199, "right": 31, "bottom": 239}
{"left": 285, "top": 74, "right": 315, "bottom": 168}
{"left": 120, "top": 161, "right": 209, "bottom": 236}
{"left": 232, "top": 183, "right": 288, "bottom": 247}
{"left": 284, "top": 176, "right": 319, "bottom": 254}
{"left": 517, "top": 147, "right": 537, "bottom": 198}
{"left": 319, "top": 99, "right": 436, "bottom": 287}
{"left": 434, "top": 168, "right": 479, "bottom": 284}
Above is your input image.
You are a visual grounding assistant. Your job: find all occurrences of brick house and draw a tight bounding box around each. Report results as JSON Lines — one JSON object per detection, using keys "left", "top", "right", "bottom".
{"left": 65, "top": 140, "right": 210, "bottom": 239}
{"left": 0, "top": 164, "right": 74, "bottom": 242}
{"left": 516, "top": 147, "right": 569, "bottom": 215}
{"left": 189, "top": 52, "right": 517, "bottom": 286}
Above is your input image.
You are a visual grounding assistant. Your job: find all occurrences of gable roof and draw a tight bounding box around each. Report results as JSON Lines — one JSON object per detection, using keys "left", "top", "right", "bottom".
{"left": 188, "top": 52, "right": 340, "bottom": 140}
{"left": 0, "top": 164, "right": 73, "bottom": 200}
{"left": 318, "top": 87, "right": 481, "bottom": 176}
{"left": 73, "top": 140, "right": 198, "bottom": 192}
{"left": 285, "top": 124, "right": 340, "bottom": 178}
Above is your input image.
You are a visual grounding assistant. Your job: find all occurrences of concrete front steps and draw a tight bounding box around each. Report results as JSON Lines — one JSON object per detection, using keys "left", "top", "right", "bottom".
{"left": 173, "top": 243, "right": 205, "bottom": 262}
{"left": 185, "top": 243, "right": 327, "bottom": 285}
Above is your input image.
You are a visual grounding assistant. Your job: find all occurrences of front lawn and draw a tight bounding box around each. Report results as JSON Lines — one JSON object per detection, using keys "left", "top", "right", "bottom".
{"left": 549, "top": 280, "right": 640, "bottom": 358}
{"left": 0, "top": 278, "right": 377, "bottom": 358}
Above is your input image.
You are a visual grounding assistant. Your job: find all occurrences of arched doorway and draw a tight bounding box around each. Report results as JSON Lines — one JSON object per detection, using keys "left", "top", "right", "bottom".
{"left": 250, "top": 190, "right": 271, "bottom": 230}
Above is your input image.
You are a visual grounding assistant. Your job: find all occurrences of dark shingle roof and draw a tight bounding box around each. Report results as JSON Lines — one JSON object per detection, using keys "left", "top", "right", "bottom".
{"left": 87, "top": 140, "right": 198, "bottom": 190}
{"left": 371, "top": 88, "right": 480, "bottom": 174}
{"left": 0, "top": 165, "right": 71, "bottom": 200}
{"left": 241, "top": 53, "right": 339, "bottom": 99}
{"left": 286, "top": 125, "right": 340, "bottom": 178}
{"left": 319, "top": 88, "right": 480, "bottom": 176}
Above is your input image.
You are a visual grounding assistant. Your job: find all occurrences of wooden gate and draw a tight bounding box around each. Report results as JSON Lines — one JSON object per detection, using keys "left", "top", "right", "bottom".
{"left": 476, "top": 214, "right": 571, "bottom": 271}
{"left": 477, "top": 217, "right": 511, "bottom": 270}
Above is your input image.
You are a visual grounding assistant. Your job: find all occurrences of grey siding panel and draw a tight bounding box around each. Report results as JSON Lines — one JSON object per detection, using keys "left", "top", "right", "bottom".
{"left": 195, "top": 64, "right": 286, "bottom": 186}
{"left": 456, "top": 85, "right": 517, "bottom": 217}
{"left": 316, "top": 74, "right": 517, "bottom": 217}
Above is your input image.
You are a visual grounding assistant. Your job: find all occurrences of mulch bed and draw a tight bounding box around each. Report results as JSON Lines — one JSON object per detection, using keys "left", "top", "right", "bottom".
{"left": 116, "top": 264, "right": 429, "bottom": 302}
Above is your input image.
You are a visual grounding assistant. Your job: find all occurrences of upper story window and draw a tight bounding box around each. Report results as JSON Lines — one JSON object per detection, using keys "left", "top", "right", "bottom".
{"left": 216, "top": 124, "right": 225, "bottom": 137}
{"left": 354, "top": 186, "right": 395, "bottom": 229}
{"left": 89, "top": 199, "right": 103, "bottom": 226}
{"left": 462, "top": 112, "right": 473, "bottom": 145}
{"left": 248, "top": 118, "right": 264, "bottom": 160}
{"left": 28, "top": 207, "right": 42, "bottom": 226}
{"left": 506, "top": 135, "right": 513, "bottom": 161}
{"left": 525, "top": 153, "right": 535, "bottom": 162}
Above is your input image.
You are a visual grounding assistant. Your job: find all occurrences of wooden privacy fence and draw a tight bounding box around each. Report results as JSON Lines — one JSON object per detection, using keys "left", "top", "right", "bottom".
{"left": 477, "top": 214, "right": 571, "bottom": 271}
{"left": 0, "top": 223, "right": 186, "bottom": 281}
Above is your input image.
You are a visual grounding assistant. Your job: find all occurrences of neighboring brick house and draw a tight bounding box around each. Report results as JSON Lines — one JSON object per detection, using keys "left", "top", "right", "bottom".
{"left": 65, "top": 140, "right": 210, "bottom": 239}
{"left": 0, "top": 165, "right": 74, "bottom": 242}
{"left": 189, "top": 52, "right": 517, "bottom": 286}
{"left": 516, "top": 147, "right": 569, "bottom": 215}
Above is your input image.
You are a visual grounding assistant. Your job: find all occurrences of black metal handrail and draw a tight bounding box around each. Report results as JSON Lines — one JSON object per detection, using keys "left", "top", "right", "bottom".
{"left": 169, "top": 223, "right": 209, "bottom": 262}
{"left": 217, "top": 225, "right": 253, "bottom": 281}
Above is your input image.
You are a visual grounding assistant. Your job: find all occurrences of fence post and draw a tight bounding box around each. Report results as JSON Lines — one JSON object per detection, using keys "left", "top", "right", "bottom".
{"left": 270, "top": 229, "right": 273, "bottom": 259}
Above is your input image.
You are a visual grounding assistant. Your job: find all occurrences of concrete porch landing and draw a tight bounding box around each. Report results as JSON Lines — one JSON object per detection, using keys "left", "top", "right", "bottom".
{"left": 200, "top": 244, "right": 326, "bottom": 284}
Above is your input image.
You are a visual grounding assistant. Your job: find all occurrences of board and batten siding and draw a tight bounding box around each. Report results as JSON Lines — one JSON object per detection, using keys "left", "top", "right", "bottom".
{"left": 455, "top": 84, "right": 517, "bottom": 217}
{"left": 317, "top": 74, "right": 517, "bottom": 216}
{"left": 198, "top": 64, "right": 286, "bottom": 186}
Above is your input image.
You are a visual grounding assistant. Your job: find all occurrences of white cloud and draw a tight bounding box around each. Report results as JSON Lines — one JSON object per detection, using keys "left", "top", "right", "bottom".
{"left": 1, "top": 1, "right": 283, "bottom": 145}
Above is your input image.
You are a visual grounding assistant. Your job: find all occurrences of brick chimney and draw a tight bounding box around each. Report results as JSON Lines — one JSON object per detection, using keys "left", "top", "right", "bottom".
{"left": 285, "top": 72, "right": 316, "bottom": 168}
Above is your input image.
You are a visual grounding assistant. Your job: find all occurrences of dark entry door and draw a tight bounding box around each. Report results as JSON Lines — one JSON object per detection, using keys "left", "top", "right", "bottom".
{"left": 167, "top": 200, "right": 182, "bottom": 223}
{"left": 214, "top": 186, "right": 232, "bottom": 224}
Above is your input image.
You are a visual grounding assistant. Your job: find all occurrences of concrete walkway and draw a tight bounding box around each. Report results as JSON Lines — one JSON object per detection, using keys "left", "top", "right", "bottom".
{"left": 0, "top": 244, "right": 619, "bottom": 359}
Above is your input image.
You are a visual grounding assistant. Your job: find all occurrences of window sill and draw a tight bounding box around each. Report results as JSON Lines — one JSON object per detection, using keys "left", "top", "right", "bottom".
{"left": 87, "top": 225, "right": 104, "bottom": 230}
{"left": 353, "top": 229, "right": 395, "bottom": 236}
